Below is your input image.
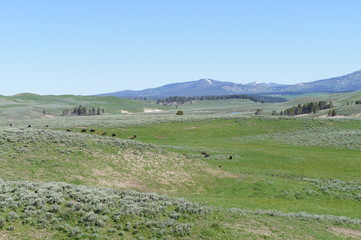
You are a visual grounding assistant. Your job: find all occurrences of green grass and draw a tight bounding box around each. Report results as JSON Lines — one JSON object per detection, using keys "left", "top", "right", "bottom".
{"left": 105, "top": 118, "right": 361, "bottom": 218}
{"left": 2, "top": 89, "right": 361, "bottom": 121}
{"left": 0, "top": 94, "right": 169, "bottom": 120}
{"left": 1, "top": 94, "right": 361, "bottom": 239}
{"left": 0, "top": 179, "right": 359, "bottom": 240}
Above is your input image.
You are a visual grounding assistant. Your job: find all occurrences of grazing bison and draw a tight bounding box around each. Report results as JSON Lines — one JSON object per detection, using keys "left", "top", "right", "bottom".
{"left": 218, "top": 165, "right": 221, "bottom": 168}
{"left": 45, "top": 125, "right": 49, "bottom": 127}
{"left": 28, "top": 125, "right": 31, "bottom": 128}
{"left": 229, "top": 156, "right": 233, "bottom": 160}
{"left": 81, "top": 129, "right": 87, "bottom": 133}
{"left": 90, "top": 129, "right": 95, "bottom": 132}
{"left": 9, "top": 124, "right": 12, "bottom": 127}
{"left": 201, "top": 151, "right": 207, "bottom": 155}
{"left": 101, "top": 132, "right": 107, "bottom": 136}
{"left": 204, "top": 154, "right": 210, "bottom": 158}
{"left": 112, "top": 133, "right": 116, "bottom": 137}
{"left": 66, "top": 129, "right": 71, "bottom": 132}
{"left": 130, "top": 134, "right": 137, "bottom": 139}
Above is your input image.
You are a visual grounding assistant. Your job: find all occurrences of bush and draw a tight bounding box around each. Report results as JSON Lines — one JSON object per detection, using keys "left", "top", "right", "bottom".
{"left": 176, "top": 110, "right": 184, "bottom": 115}
{"left": 0, "top": 219, "right": 4, "bottom": 229}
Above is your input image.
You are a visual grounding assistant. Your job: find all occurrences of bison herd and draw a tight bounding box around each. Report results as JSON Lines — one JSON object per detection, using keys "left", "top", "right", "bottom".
{"left": 9, "top": 124, "right": 47, "bottom": 128}
{"left": 68, "top": 128, "right": 139, "bottom": 139}
{"left": 201, "top": 151, "right": 233, "bottom": 164}
{"left": 76, "top": 128, "right": 122, "bottom": 137}
{"left": 8, "top": 124, "right": 127, "bottom": 139}
{"left": 8, "top": 123, "right": 233, "bottom": 163}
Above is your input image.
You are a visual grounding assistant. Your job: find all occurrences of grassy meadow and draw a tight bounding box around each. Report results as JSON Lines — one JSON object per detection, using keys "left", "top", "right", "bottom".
{"left": 0, "top": 94, "right": 167, "bottom": 120}
{"left": 0, "top": 93, "right": 361, "bottom": 239}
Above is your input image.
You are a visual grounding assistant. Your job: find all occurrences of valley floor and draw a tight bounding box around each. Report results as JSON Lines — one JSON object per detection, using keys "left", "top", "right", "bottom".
{"left": 0, "top": 113, "right": 360, "bottom": 239}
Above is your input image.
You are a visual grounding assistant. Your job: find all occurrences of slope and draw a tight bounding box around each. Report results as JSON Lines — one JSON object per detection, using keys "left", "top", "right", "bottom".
{"left": 0, "top": 94, "right": 168, "bottom": 120}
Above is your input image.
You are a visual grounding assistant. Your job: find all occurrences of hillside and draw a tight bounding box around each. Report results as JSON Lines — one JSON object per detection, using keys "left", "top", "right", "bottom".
{"left": 3, "top": 90, "right": 361, "bottom": 122}
{"left": 1, "top": 92, "right": 361, "bottom": 239}
{"left": 0, "top": 94, "right": 167, "bottom": 120}
{"left": 0, "top": 114, "right": 360, "bottom": 239}
{"left": 99, "top": 70, "right": 361, "bottom": 98}
{"left": 99, "top": 78, "right": 290, "bottom": 98}
{"left": 283, "top": 70, "right": 361, "bottom": 93}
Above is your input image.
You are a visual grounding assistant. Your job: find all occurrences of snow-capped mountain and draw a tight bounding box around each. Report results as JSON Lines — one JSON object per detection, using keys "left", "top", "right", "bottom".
{"left": 99, "top": 70, "right": 361, "bottom": 98}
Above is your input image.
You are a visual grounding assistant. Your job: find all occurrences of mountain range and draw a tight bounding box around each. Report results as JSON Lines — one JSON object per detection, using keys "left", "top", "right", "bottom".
{"left": 100, "top": 70, "right": 361, "bottom": 98}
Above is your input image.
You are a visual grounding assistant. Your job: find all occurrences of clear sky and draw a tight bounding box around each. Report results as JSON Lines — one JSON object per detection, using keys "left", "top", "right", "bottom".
{"left": 1, "top": 0, "right": 361, "bottom": 95}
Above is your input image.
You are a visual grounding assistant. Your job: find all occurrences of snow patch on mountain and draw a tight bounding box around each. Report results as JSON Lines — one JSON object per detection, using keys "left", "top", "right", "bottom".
{"left": 205, "top": 78, "right": 213, "bottom": 85}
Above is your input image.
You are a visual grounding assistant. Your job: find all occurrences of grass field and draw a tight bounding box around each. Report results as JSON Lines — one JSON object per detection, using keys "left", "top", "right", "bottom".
{"left": 1, "top": 93, "right": 361, "bottom": 239}
{"left": 86, "top": 118, "right": 361, "bottom": 218}
{"left": 2, "top": 89, "right": 361, "bottom": 120}
{"left": 0, "top": 94, "right": 168, "bottom": 120}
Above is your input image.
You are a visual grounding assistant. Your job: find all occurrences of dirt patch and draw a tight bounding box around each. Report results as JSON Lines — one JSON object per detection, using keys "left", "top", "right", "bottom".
{"left": 331, "top": 227, "right": 361, "bottom": 239}
{"left": 224, "top": 221, "right": 275, "bottom": 238}
{"left": 40, "top": 114, "right": 58, "bottom": 119}
{"left": 0, "top": 229, "right": 55, "bottom": 240}
{"left": 144, "top": 108, "right": 162, "bottom": 113}
{"left": 0, "top": 232, "right": 9, "bottom": 240}
{"left": 90, "top": 149, "right": 235, "bottom": 194}
{"left": 153, "top": 135, "right": 168, "bottom": 139}
{"left": 205, "top": 167, "right": 245, "bottom": 179}
{"left": 184, "top": 126, "right": 197, "bottom": 130}
{"left": 319, "top": 115, "right": 345, "bottom": 118}
{"left": 91, "top": 167, "right": 151, "bottom": 192}
{"left": 119, "top": 110, "right": 131, "bottom": 114}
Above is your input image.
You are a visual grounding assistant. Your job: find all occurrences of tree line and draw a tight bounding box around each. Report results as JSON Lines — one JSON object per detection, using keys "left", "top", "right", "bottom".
{"left": 282, "top": 101, "right": 334, "bottom": 116}
{"left": 62, "top": 105, "right": 105, "bottom": 116}
{"left": 156, "top": 94, "right": 287, "bottom": 105}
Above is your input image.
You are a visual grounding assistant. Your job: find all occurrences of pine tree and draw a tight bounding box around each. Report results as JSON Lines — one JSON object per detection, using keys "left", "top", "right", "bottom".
{"left": 331, "top": 109, "right": 336, "bottom": 116}
{"left": 328, "top": 101, "right": 334, "bottom": 108}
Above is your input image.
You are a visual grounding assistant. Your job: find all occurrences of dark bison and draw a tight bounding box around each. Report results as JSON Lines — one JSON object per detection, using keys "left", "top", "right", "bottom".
{"left": 229, "top": 156, "right": 233, "bottom": 160}
{"left": 45, "top": 125, "right": 49, "bottom": 127}
{"left": 112, "top": 133, "right": 116, "bottom": 137}
{"left": 66, "top": 129, "right": 71, "bottom": 132}
{"left": 130, "top": 134, "right": 137, "bottom": 139}
{"left": 9, "top": 124, "right": 12, "bottom": 127}
{"left": 28, "top": 125, "right": 31, "bottom": 128}
{"left": 90, "top": 129, "right": 95, "bottom": 132}
{"left": 201, "top": 151, "right": 207, "bottom": 155}
{"left": 101, "top": 132, "right": 107, "bottom": 136}
{"left": 81, "top": 129, "right": 87, "bottom": 133}
{"left": 204, "top": 154, "right": 210, "bottom": 158}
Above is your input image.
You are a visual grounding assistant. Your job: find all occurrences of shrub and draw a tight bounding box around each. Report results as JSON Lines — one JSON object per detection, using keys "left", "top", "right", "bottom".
{"left": 176, "top": 110, "right": 184, "bottom": 115}
{"left": 255, "top": 109, "right": 263, "bottom": 115}
{"left": 0, "top": 219, "right": 4, "bottom": 229}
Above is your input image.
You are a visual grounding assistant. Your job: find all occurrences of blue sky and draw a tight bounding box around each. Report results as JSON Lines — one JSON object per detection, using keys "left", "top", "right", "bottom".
{"left": 1, "top": 0, "right": 361, "bottom": 95}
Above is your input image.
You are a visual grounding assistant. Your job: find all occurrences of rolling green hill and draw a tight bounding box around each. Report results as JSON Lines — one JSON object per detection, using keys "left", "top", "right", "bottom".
{"left": 1, "top": 91, "right": 361, "bottom": 239}
{"left": 0, "top": 94, "right": 168, "bottom": 120}
{"left": 0, "top": 115, "right": 360, "bottom": 239}
{"left": 2, "top": 90, "right": 361, "bottom": 121}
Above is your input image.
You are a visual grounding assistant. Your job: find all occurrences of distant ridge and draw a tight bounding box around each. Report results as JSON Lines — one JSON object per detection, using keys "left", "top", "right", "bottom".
{"left": 99, "top": 70, "right": 361, "bottom": 98}
{"left": 12, "top": 93, "right": 41, "bottom": 97}
{"left": 282, "top": 70, "right": 361, "bottom": 93}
